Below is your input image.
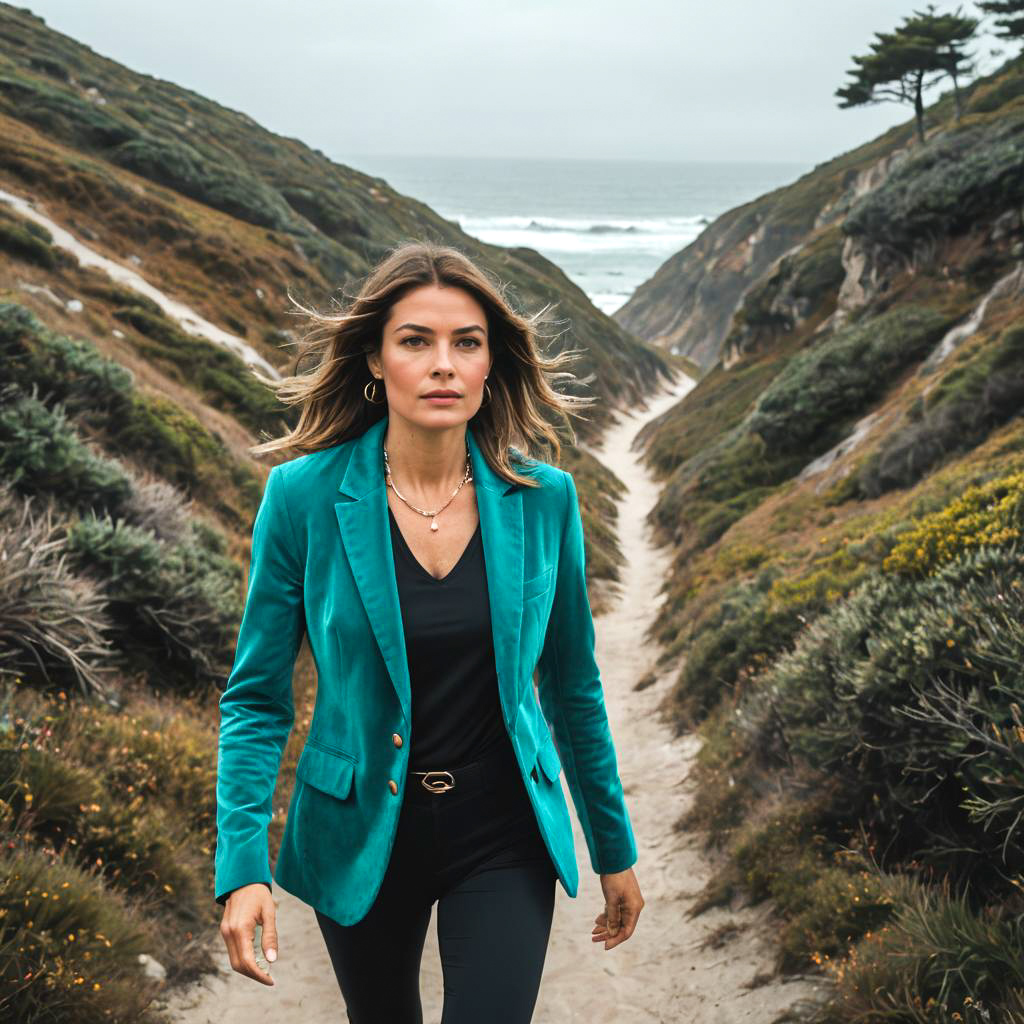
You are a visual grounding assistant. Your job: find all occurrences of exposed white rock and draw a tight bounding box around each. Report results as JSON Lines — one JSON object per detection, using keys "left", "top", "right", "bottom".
{"left": 826, "top": 146, "right": 914, "bottom": 326}
{"left": 991, "top": 208, "right": 1023, "bottom": 242}
{"left": 17, "top": 281, "right": 65, "bottom": 307}
{"left": 138, "top": 953, "right": 166, "bottom": 983}
{"left": 799, "top": 410, "right": 884, "bottom": 485}
{"left": 0, "top": 186, "right": 280, "bottom": 380}
{"left": 919, "top": 261, "right": 1024, "bottom": 387}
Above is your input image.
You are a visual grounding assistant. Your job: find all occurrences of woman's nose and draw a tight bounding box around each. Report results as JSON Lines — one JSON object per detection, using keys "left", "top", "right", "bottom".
{"left": 431, "top": 344, "right": 457, "bottom": 372}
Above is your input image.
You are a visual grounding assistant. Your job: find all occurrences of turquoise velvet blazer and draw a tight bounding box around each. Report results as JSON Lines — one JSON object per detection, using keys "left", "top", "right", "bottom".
{"left": 214, "top": 414, "right": 638, "bottom": 924}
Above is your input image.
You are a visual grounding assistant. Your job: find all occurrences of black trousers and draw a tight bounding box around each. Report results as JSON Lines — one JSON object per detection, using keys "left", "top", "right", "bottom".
{"left": 314, "top": 734, "right": 558, "bottom": 1024}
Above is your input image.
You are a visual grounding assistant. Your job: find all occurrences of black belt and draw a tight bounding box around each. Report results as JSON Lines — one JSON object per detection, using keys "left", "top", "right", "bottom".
{"left": 406, "top": 736, "right": 520, "bottom": 798}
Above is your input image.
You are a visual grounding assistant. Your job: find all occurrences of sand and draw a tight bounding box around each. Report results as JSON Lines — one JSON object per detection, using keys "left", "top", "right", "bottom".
{"left": 163, "top": 374, "right": 825, "bottom": 1022}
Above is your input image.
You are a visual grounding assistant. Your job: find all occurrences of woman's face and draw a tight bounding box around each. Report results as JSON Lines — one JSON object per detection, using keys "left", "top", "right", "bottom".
{"left": 370, "top": 283, "right": 493, "bottom": 430}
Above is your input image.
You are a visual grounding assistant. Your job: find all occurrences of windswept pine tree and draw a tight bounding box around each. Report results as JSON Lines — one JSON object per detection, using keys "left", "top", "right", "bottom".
{"left": 978, "top": 0, "right": 1024, "bottom": 50}
{"left": 836, "top": 4, "right": 980, "bottom": 141}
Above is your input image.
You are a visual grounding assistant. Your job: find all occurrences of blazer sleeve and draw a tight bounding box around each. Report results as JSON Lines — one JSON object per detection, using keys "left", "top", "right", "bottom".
{"left": 214, "top": 464, "right": 306, "bottom": 905}
{"left": 534, "top": 469, "right": 638, "bottom": 875}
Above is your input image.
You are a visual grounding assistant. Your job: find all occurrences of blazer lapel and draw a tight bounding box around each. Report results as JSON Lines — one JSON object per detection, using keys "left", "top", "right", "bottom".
{"left": 469, "top": 424, "right": 525, "bottom": 732}
{"left": 334, "top": 416, "right": 525, "bottom": 735}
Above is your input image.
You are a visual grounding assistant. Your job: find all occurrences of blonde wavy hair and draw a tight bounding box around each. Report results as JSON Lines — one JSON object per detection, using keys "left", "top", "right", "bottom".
{"left": 249, "top": 240, "right": 597, "bottom": 488}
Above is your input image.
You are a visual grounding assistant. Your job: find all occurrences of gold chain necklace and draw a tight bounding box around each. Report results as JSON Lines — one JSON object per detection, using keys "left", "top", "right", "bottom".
{"left": 382, "top": 441, "right": 472, "bottom": 531}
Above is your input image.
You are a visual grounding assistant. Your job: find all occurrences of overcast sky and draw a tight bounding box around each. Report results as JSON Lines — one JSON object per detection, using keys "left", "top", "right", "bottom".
{"left": 21, "top": 1, "right": 1011, "bottom": 166}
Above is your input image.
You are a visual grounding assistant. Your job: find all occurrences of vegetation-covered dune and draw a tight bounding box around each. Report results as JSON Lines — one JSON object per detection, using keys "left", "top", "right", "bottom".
{"left": 626, "top": 41, "right": 1024, "bottom": 1021}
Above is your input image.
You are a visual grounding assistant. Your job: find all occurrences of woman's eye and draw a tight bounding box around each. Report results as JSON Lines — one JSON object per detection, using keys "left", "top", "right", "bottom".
{"left": 401, "top": 337, "right": 481, "bottom": 347}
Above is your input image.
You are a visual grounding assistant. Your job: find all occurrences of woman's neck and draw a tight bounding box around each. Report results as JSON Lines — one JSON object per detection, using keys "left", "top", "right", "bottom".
{"left": 383, "top": 420, "right": 470, "bottom": 504}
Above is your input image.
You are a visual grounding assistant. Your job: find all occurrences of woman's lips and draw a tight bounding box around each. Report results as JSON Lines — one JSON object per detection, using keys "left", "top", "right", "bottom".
{"left": 423, "top": 394, "right": 459, "bottom": 403}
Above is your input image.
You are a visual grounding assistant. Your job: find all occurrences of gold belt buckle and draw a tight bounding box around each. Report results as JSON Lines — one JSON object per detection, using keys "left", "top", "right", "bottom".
{"left": 416, "top": 770, "right": 455, "bottom": 793}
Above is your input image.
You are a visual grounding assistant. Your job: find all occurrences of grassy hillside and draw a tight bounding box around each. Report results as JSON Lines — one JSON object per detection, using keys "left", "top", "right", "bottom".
{"left": 631, "top": 54, "right": 1024, "bottom": 1020}
{"left": 0, "top": 5, "right": 679, "bottom": 1019}
{"left": 0, "top": 5, "right": 674, "bottom": 445}
{"left": 616, "top": 56, "right": 1024, "bottom": 380}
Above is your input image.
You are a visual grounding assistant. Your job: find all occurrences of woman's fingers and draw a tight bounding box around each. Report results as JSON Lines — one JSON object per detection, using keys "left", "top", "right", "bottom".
{"left": 219, "top": 886, "right": 277, "bottom": 985}
{"left": 616, "top": 901, "right": 640, "bottom": 940}
{"left": 260, "top": 899, "right": 280, "bottom": 963}
{"left": 605, "top": 900, "right": 622, "bottom": 936}
{"left": 595, "top": 893, "right": 644, "bottom": 950}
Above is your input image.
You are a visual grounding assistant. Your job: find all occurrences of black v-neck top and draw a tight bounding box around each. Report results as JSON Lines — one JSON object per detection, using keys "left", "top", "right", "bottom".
{"left": 387, "top": 506, "right": 507, "bottom": 770}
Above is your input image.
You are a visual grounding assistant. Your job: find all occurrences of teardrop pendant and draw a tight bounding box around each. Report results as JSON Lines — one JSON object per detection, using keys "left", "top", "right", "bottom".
{"left": 430, "top": 519, "right": 439, "bottom": 531}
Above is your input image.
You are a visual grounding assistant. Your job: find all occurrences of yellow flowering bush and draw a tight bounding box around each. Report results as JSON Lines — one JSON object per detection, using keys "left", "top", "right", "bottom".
{"left": 883, "top": 469, "right": 1024, "bottom": 576}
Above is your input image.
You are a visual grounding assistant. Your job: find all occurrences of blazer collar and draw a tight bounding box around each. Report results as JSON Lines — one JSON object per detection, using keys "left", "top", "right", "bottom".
{"left": 334, "top": 415, "right": 525, "bottom": 734}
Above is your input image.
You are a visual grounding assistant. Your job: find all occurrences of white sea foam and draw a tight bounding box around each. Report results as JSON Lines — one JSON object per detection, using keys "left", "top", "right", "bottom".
{"left": 449, "top": 214, "right": 704, "bottom": 256}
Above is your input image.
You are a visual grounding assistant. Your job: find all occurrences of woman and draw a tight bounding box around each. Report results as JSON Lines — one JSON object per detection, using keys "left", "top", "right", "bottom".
{"left": 214, "top": 241, "right": 644, "bottom": 1022}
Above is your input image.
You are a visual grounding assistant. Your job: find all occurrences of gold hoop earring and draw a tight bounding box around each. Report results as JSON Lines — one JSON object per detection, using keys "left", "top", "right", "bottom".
{"left": 364, "top": 378, "right": 386, "bottom": 404}
{"left": 480, "top": 381, "right": 492, "bottom": 407}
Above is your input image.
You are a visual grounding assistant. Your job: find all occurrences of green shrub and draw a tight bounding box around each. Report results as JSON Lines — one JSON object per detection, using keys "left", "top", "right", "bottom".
{"left": 738, "top": 543, "right": 1024, "bottom": 894}
{"left": 120, "top": 392, "right": 263, "bottom": 520}
{"left": 108, "top": 136, "right": 295, "bottom": 231}
{"left": 280, "top": 185, "right": 368, "bottom": 240}
{"left": 819, "top": 878, "right": 1024, "bottom": 1022}
{"left": 0, "top": 843, "right": 157, "bottom": 1024}
{"left": 746, "top": 306, "right": 953, "bottom": 455}
{"left": 732, "top": 815, "right": 895, "bottom": 972}
{"left": 672, "top": 557, "right": 877, "bottom": 726}
{"left": 66, "top": 513, "right": 242, "bottom": 693}
{"left": 859, "top": 326, "right": 1024, "bottom": 496}
{"left": 655, "top": 427, "right": 802, "bottom": 556}
{"left": 0, "top": 303, "right": 262, "bottom": 524}
{"left": 0, "top": 214, "right": 56, "bottom": 268}
{"left": 0, "top": 679, "right": 222, "bottom": 1022}
{"left": 671, "top": 573, "right": 799, "bottom": 724}
{"left": 844, "top": 109, "right": 1024, "bottom": 253}
{"left": 48, "top": 701, "right": 219, "bottom": 842}
{"left": 653, "top": 308, "right": 952, "bottom": 565}
{"left": 0, "top": 484, "right": 116, "bottom": 698}
{"left": 0, "top": 385, "right": 134, "bottom": 517}
{"left": 0, "top": 302, "right": 135, "bottom": 424}
{"left": 0, "top": 73, "right": 138, "bottom": 149}
{"left": 5, "top": 677, "right": 222, "bottom": 856}
{"left": 111, "top": 305, "right": 288, "bottom": 437}
{"left": 1, "top": 743, "right": 202, "bottom": 909}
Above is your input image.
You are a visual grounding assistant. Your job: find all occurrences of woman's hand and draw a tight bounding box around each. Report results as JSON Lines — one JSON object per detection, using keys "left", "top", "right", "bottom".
{"left": 220, "top": 883, "right": 279, "bottom": 985}
{"left": 592, "top": 867, "right": 644, "bottom": 950}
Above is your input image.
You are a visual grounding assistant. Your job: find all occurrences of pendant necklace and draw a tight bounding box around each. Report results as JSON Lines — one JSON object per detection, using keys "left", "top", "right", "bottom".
{"left": 383, "top": 440, "right": 473, "bottom": 531}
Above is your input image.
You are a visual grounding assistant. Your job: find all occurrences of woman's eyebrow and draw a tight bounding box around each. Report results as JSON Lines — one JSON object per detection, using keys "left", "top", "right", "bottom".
{"left": 394, "top": 323, "right": 485, "bottom": 335}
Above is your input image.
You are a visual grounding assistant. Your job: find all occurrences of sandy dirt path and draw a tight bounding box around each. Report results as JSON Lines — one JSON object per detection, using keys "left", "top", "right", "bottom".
{"left": 164, "top": 375, "right": 824, "bottom": 1022}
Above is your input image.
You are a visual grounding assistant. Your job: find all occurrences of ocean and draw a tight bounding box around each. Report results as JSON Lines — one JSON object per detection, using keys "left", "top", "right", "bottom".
{"left": 340, "top": 153, "right": 810, "bottom": 316}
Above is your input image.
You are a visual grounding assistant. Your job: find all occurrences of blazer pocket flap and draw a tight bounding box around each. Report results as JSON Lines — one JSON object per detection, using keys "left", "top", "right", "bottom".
{"left": 296, "top": 742, "right": 355, "bottom": 800}
{"left": 523, "top": 566, "right": 554, "bottom": 602}
{"left": 536, "top": 737, "right": 562, "bottom": 782}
